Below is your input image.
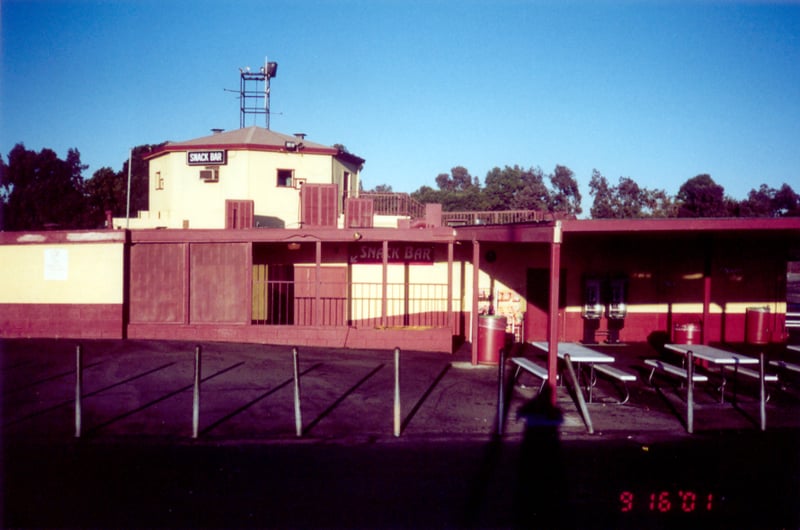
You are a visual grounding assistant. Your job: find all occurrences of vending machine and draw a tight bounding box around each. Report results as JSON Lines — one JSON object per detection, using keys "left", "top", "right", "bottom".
{"left": 606, "top": 278, "right": 628, "bottom": 343}
{"left": 581, "top": 278, "right": 603, "bottom": 343}
{"left": 582, "top": 278, "right": 603, "bottom": 320}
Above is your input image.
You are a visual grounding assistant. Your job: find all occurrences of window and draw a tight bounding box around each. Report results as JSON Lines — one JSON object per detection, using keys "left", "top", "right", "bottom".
{"left": 277, "top": 169, "right": 293, "bottom": 187}
{"left": 155, "top": 171, "right": 164, "bottom": 190}
{"left": 200, "top": 167, "right": 219, "bottom": 182}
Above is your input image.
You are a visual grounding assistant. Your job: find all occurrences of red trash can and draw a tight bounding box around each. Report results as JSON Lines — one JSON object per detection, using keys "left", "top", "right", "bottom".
{"left": 673, "top": 323, "right": 701, "bottom": 344}
{"left": 745, "top": 307, "right": 771, "bottom": 345}
{"left": 478, "top": 315, "right": 508, "bottom": 364}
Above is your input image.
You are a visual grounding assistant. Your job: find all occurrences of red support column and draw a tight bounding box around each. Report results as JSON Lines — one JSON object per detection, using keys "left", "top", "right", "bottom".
{"left": 702, "top": 250, "right": 712, "bottom": 344}
{"left": 382, "top": 240, "right": 389, "bottom": 328}
{"left": 547, "top": 223, "right": 562, "bottom": 405}
{"left": 315, "top": 241, "right": 322, "bottom": 326}
{"left": 184, "top": 242, "right": 191, "bottom": 325}
{"left": 447, "top": 242, "right": 454, "bottom": 333}
{"left": 471, "top": 240, "right": 480, "bottom": 365}
{"left": 246, "top": 242, "right": 253, "bottom": 323}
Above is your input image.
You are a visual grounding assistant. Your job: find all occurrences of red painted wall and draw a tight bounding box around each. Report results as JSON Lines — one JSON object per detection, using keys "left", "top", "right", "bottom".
{"left": 0, "top": 303, "right": 123, "bottom": 339}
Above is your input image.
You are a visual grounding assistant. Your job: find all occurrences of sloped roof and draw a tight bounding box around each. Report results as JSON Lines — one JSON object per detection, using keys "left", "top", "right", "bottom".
{"left": 146, "top": 126, "right": 365, "bottom": 165}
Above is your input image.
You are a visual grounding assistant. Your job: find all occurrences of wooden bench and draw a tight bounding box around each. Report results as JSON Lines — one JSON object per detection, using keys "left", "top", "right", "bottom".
{"left": 590, "top": 364, "right": 638, "bottom": 404}
{"left": 769, "top": 359, "right": 800, "bottom": 375}
{"left": 768, "top": 360, "right": 800, "bottom": 392}
{"left": 510, "top": 357, "right": 549, "bottom": 392}
{"left": 645, "top": 359, "right": 708, "bottom": 385}
{"left": 720, "top": 365, "right": 778, "bottom": 402}
{"left": 721, "top": 365, "right": 778, "bottom": 382}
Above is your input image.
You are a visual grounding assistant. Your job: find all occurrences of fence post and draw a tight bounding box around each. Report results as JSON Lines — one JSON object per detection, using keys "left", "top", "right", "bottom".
{"left": 759, "top": 351, "right": 766, "bottom": 432}
{"left": 394, "top": 347, "right": 401, "bottom": 437}
{"left": 75, "top": 344, "right": 82, "bottom": 438}
{"left": 192, "top": 345, "right": 201, "bottom": 439}
{"left": 686, "top": 350, "right": 694, "bottom": 435}
{"left": 293, "top": 347, "right": 303, "bottom": 437}
{"left": 497, "top": 346, "right": 505, "bottom": 437}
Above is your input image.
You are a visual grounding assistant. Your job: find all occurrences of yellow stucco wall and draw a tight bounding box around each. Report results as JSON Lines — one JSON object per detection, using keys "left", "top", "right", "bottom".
{"left": 0, "top": 243, "right": 124, "bottom": 303}
{"left": 137, "top": 148, "right": 347, "bottom": 229}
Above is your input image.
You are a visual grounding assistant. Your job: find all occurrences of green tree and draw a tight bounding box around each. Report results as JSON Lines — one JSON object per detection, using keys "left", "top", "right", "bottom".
{"left": 365, "top": 183, "right": 394, "bottom": 193}
{"left": 122, "top": 144, "right": 161, "bottom": 216}
{"left": 414, "top": 166, "right": 485, "bottom": 211}
{"left": 548, "top": 164, "right": 582, "bottom": 217}
{"left": 84, "top": 167, "right": 126, "bottom": 227}
{"left": 738, "top": 183, "right": 800, "bottom": 217}
{"left": 588, "top": 170, "right": 615, "bottom": 218}
{"left": 1, "top": 143, "right": 88, "bottom": 230}
{"left": 589, "top": 171, "right": 674, "bottom": 218}
{"left": 676, "top": 174, "right": 729, "bottom": 217}
{"left": 483, "top": 165, "right": 549, "bottom": 211}
{"left": 0, "top": 155, "right": 8, "bottom": 229}
{"left": 643, "top": 188, "right": 676, "bottom": 218}
{"left": 772, "top": 184, "right": 800, "bottom": 216}
{"left": 435, "top": 166, "right": 477, "bottom": 192}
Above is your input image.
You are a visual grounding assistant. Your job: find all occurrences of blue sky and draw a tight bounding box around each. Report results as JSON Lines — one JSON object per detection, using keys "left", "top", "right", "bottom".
{"left": 2, "top": 0, "right": 799, "bottom": 214}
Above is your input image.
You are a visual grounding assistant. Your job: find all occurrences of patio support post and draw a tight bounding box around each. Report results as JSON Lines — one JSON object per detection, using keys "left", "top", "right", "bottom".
{"left": 702, "top": 246, "right": 712, "bottom": 344}
{"left": 293, "top": 347, "right": 303, "bottom": 437}
{"left": 382, "top": 240, "right": 389, "bottom": 327}
{"left": 183, "top": 243, "right": 191, "bottom": 325}
{"left": 315, "top": 241, "right": 322, "bottom": 326}
{"left": 471, "top": 240, "right": 480, "bottom": 365}
{"left": 192, "top": 345, "right": 201, "bottom": 439}
{"left": 547, "top": 222, "right": 562, "bottom": 405}
{"left": 759, "top": 351, "right": 766, "bottom": 431}
{"left": 447, "top": 242, "right": 454, "bottom": 332}
{"left": 686, "top": 349, "right": 694, "bottom": 434}
{"left": 75, "top": 344, "right": 82, "bottom": 438}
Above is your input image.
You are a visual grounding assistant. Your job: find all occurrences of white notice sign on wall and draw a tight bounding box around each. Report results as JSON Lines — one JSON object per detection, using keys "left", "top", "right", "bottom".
{"left": 44, "top": 248, "right": 68, "bottom": 281}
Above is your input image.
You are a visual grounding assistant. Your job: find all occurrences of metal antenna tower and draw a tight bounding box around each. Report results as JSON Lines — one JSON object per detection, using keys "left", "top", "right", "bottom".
{"left": 239, "top": 57, "right": 278, "bottom": 128}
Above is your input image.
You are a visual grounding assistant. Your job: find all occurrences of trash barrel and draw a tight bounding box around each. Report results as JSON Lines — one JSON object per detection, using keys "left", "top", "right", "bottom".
{"left": 673, "top": 322, "right": 701, "bottom": 344}
{"left": 478, "top": 315, "right": 508, "bottom": 364}
{"left": 745, "top": 307, "right": 771, "bottom": 345}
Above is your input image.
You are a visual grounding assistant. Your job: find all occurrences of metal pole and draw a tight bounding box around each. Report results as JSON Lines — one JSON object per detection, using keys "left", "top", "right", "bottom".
{"left": 564, "top": 353, "right": 593, "bottom": 434}
{"left": 125, "top": 147, "right": 132, "bottom": 229}
{"left": 686, "top": 350, "right": 694, "bottom": 434}
{"left": 293, "top": 347, "right": 303, "bottom": 437}
{"left": 497, "top": 346, "right": 506, "bottom": 437}
{"left": 759, "top": 351, "right": 766, "bottom": 432}
{"left": 394, "top": 347, "right": 401, "bottom": 437}
{"left": 75, "top": 344, "right": 82, "bottom": 438}
{"left": 192, "top": 345, "right": 201, "bottom": 439}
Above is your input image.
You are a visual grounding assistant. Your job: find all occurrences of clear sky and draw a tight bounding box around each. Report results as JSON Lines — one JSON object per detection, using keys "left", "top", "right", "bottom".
{"left": 2, "top": 0, "right": 799, "bottom": 214}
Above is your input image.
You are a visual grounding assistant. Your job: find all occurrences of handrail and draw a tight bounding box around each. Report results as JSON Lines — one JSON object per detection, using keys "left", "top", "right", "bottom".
{"left": 360, "top": 192, "right": 426, "bottom": 219}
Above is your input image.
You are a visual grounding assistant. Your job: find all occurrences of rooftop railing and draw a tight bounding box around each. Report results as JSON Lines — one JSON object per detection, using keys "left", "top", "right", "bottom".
{"left": 360, "top": 192, "right": 552, "bottom": 226}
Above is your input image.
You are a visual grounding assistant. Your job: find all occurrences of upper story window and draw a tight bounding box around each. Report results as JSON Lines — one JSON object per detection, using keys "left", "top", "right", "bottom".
{"left": 155, "top": 171, "right": 164, "bottom": 190}
{"left": 277, "top": 169, "right": 293, "bottom": 187}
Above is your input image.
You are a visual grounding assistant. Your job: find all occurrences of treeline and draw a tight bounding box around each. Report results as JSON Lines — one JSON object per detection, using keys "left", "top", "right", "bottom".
{"left": 0, "top": 143, "right": 158, "bottom": 231}
{"left": 2, "top": 144, "right": 799, "bottom": 231}
{"left": 368, "top": 165, "right": 800, "bottom": 219}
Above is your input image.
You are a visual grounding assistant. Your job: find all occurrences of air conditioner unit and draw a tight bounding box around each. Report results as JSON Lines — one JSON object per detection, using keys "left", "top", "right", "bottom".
{"left": 200, "top": 168, "right": 219, "bottom": 182}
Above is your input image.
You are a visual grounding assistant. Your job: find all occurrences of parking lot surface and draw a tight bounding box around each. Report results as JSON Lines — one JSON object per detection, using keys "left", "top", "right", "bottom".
{"left": 2, "top": 338, "right": 799, "bottom": 528}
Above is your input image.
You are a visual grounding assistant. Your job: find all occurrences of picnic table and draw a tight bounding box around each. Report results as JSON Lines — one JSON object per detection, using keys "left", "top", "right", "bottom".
{"left": 530, "top": 342, "right": 616, "bottom": 433}
{"left": 664, "top": 344, "right": 767, "bottom": 431}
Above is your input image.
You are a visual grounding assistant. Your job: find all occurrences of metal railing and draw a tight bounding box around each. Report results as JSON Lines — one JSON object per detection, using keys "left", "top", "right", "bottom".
{"left": 441, "top": 209, "right": 548, "bottom": 226}
{"left": 252, "top": 279, "right": 451, "bottom": 328}
{"left": 360, "top": 192, "right": 426, "bottom": 219}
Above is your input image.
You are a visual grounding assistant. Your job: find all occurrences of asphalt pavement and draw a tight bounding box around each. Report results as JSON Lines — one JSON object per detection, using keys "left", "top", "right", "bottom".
{"left": 2, "top": 338, "right": 799, "bottom": 528}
